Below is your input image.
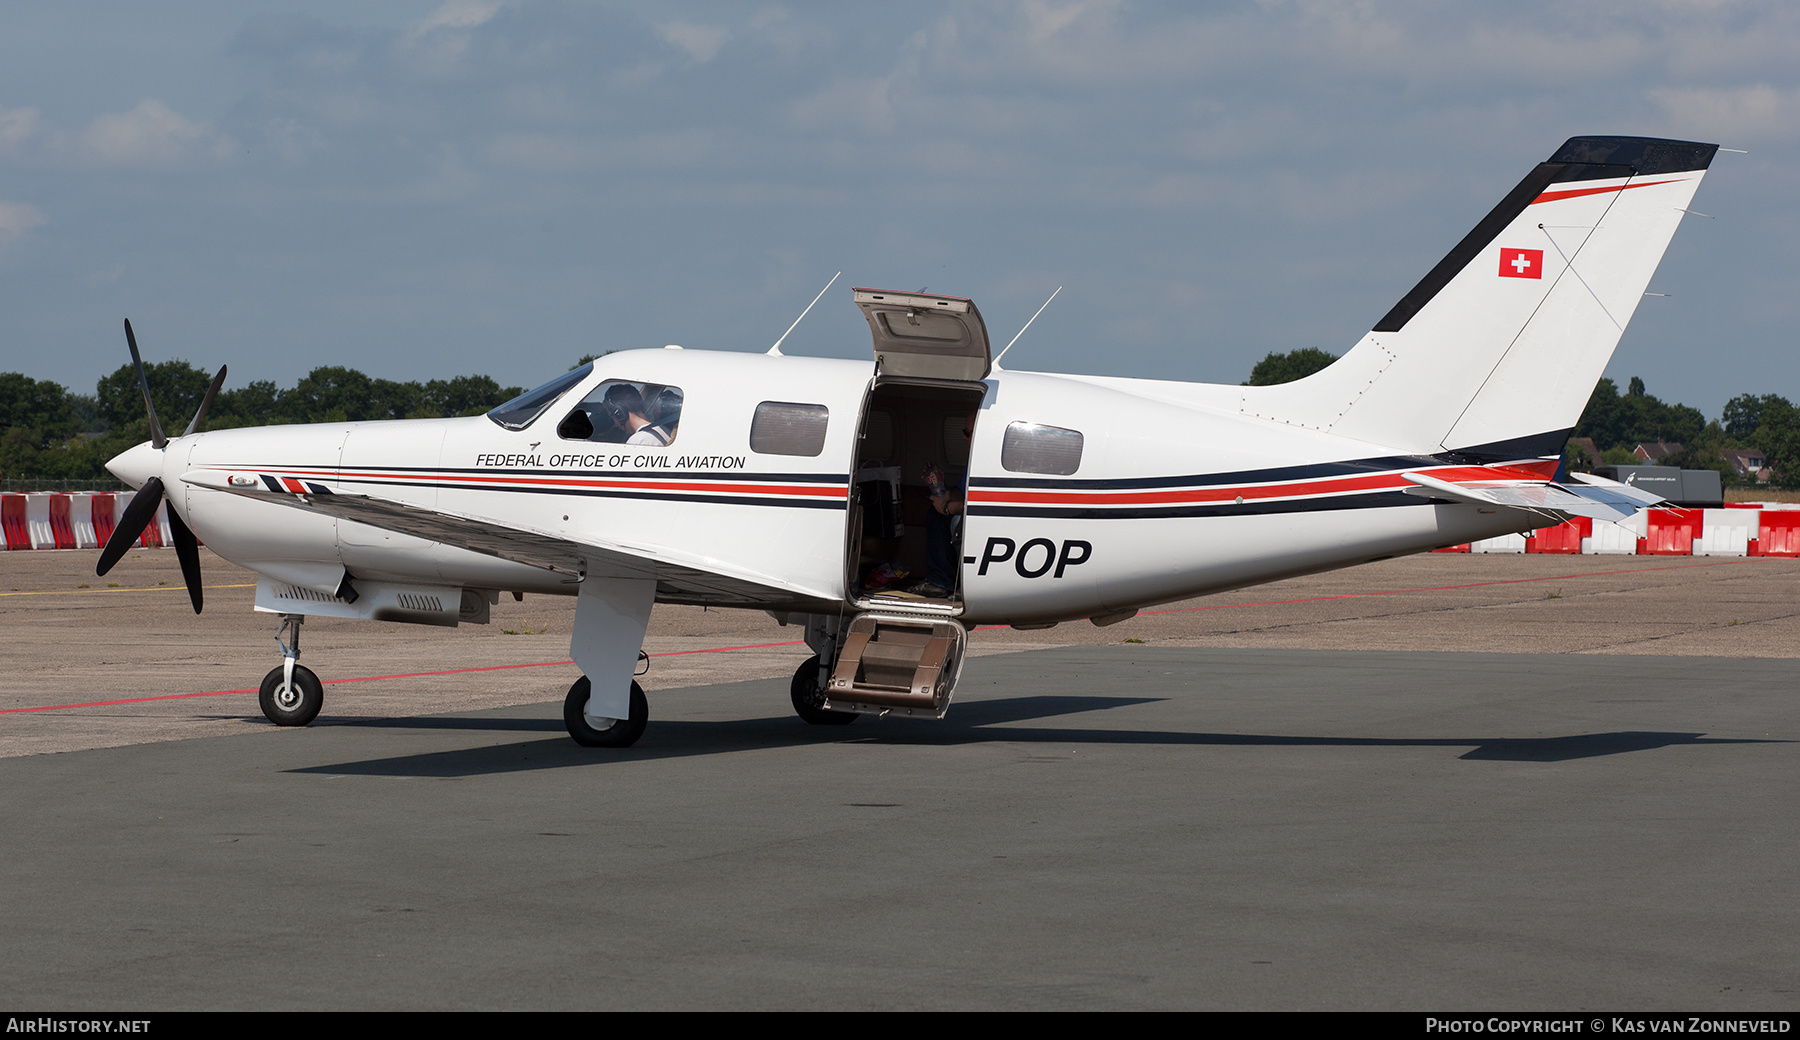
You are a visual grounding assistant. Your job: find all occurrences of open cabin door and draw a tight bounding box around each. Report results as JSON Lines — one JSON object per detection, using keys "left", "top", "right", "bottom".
{"left": 828, "top": 289, "right": 990, "bottom": 718}
{"left": 854, "top": 288, "right": 992, "bottom": 384}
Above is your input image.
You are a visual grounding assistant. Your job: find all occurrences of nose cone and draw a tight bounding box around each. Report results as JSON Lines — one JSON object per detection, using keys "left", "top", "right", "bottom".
{"left": 106, "top": 440, "right": 160, "bottom": 489}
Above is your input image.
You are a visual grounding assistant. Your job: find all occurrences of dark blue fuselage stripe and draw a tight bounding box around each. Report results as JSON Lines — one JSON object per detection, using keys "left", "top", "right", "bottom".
{"left": 969, "top": 490, "right": 1425, "bottom": 520}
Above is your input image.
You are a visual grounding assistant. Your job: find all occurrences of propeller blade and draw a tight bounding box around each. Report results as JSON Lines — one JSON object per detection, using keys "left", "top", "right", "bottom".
{"left": 167, "top": 507, "right": 204, "bottom": 613}
{"left": 96, "top": 476, "right": 166, "bottom": 577}
{"left": 123, "top": 319, "right": 167, "bottom": 449}
{"left": 182, "top": 364, "right": 227, "bottom": 438}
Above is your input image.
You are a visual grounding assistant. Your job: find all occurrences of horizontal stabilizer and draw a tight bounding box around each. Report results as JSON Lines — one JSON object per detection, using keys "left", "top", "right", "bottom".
{"left": 1400, "top": 470, "right": 1665, "bottom": 524}
{"left": 1565, "top": 470, "right": 1667, "bottom": 508}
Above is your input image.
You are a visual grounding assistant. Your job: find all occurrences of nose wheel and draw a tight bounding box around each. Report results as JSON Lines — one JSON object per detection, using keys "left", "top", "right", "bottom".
{"left": 258, "top": 613, "right": 323, "bottom": 727}
{"left": 260, "top": 663, "right": 323, "bottom": 726}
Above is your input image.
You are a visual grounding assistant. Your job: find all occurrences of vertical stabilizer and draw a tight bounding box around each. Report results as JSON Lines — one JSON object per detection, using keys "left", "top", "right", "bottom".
{"left": 1241, "top": 136, "right": 1717, "bottom": 459}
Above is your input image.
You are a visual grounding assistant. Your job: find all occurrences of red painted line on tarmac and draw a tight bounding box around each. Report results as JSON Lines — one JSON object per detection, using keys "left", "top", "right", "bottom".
{"left": 3, "top": 640, "right": 810, "bottom": 715}
{"left": 1, "top": 687, "right": 263, "bottom": 713}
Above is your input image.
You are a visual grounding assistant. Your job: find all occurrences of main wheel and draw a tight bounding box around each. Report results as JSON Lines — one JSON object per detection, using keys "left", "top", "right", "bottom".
{"left": 259, "top": 664, "right": 323, "bottom": 727}
{"left": 790, "top": 656, "right": 856, "bottom": 725}
{"left": 564, "top": 676, "right": 649, "bottom": 748}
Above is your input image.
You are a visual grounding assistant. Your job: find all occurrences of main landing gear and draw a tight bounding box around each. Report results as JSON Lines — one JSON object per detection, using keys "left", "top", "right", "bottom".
{"left": 563, "top": 676, "right": 649, "bottom": 747}
{"left": 259, "top": 613, "right": 323, "bottom": 727}
{"left": 790, "top": 656, "right": 857, "bottom": 726}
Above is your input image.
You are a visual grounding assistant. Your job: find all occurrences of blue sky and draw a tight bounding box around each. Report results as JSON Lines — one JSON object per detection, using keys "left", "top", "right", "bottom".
{"left": 0, "top": 1, "right": 1793, "bottom": 419}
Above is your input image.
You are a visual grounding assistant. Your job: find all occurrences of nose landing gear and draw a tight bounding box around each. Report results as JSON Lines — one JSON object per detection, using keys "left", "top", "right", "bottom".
{"left": 259, "top": 613, "right": 323, "bottom": 727}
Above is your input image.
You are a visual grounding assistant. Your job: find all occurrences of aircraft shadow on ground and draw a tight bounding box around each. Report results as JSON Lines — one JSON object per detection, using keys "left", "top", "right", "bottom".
{"left": 287, "top": 694, "right": 1778, "bottom": 778}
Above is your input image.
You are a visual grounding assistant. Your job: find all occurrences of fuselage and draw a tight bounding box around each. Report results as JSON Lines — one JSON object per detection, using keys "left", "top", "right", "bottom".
{"left": 116, "top": 348, "right": 1542, "bottom": 626}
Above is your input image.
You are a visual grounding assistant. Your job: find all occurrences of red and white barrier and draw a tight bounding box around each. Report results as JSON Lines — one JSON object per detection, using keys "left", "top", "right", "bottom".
{"left": 1415, "top": 504, "right": 1799, "bottom": 559}
{"left": 1695, "top": 508, "right": 1755, "bottom": 556}
{"left": 25, "top": 492, "right": 77, "bottom": 549}
{"left": 1751, "top": 505, "right": 1800, "bottom": 557}
{"left": 0, "top": 493, "right": 29, "bottom": 550}
{"left": 1587, "top": 511, "right": 1646, "bottom": 555}
{"left": 69, "top": 492, "right": 107, "bottom": 549}
{"left": 147, "top": 500, "right": 171, "bottom": 548}
{"left": 1, "top": 491, "right": 141, "bottom": 551}
{"left": 1470, "top": 532, "right": 1527, "bottom": 553}
{"left": 1527, "top": 517, "right": 1591, "bottom": 554}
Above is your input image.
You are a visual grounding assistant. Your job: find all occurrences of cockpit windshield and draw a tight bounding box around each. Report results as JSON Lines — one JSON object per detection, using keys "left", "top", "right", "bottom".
{"left": 485, "top": 363, "right": 593, "bottom": 431}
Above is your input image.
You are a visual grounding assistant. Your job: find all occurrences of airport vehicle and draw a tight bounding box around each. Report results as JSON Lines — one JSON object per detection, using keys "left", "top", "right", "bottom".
{"left": 98, "top": 135, "right": 1716, "bottom": 747}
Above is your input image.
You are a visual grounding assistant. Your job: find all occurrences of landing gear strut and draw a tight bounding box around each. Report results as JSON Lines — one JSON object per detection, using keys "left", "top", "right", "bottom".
{"left": 259, "top": 613, "right": 323, "bottom": 726}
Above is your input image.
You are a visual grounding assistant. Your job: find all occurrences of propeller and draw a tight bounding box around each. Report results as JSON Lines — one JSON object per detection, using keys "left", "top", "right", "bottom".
{"left": 95, "top": 319, "right": 227, "bottom": 614}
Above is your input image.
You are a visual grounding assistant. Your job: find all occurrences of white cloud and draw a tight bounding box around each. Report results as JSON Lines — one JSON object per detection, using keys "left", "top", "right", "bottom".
{"left": 0, "top": 105, "right": 42, "bottom": 156}
{"left": 408, "top": 0, "right": 503, "bottom": 40}
{"left": 1020, "top": 0, "right": 1119, "bottom": 42}
{"left": 0, "top": 200, "right": 45, "bottom": 236}
{"left": 80, "top": 99, "right": 233, "bottom": 167}
{"left": 0, "top": 200, "right": 46, "bottom": 258}
{"left": 657, "top": 20, "right": 730, "bottom": 63}
{"left": 400, "top": 0, "right": 505, "bottom": 77}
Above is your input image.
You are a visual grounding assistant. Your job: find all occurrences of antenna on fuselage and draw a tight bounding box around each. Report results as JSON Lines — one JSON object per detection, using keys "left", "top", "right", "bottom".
{"left": 991, "top": 285, "right": 1062, "bottom": 371}
{"left": 767, "top": 271, "right": 841, "bottom": 357}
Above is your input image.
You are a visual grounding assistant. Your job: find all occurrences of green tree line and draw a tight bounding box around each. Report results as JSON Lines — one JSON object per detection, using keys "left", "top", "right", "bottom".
{"left": 1, "top": 361, "right": 524, "bottom": 482}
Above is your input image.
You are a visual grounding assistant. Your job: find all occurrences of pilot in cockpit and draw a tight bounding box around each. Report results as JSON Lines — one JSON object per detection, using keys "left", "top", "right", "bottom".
{"left": 632, "top": 386, "right": 682, "bottom": 446}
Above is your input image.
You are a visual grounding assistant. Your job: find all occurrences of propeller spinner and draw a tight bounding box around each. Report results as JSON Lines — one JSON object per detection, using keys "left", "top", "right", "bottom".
{"left": 95, "top": 319, "right": 226, "bottom": 614}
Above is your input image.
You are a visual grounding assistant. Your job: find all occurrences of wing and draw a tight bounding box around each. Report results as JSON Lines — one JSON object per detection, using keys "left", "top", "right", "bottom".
{"left": 1399, "top": 469, "right": 1665, "bottom": 523}
{"left": 182, "top": 469, "right": 840, "bottom": 610}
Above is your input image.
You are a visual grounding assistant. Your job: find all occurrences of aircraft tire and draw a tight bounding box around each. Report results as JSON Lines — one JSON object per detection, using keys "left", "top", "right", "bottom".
{"left": 790, "top": 657, "right": 856, "bottom": 726}
{"left": 259, "top": 664, "right": 323, "bottom": 727}
{"left": 564, "top": 676, "right": 649, "bottom": 748}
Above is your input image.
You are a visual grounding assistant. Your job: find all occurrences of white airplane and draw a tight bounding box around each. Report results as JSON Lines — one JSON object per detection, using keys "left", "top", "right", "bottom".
{"left": 99, "top": 134, "right": 1717, "bottom": 748}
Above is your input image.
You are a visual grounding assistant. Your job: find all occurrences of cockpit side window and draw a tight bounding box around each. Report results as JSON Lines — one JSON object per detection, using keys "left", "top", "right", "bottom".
{"left": 558, "top": 380, "right": 684, "bottom": 445}
{"left": 486, "top": 364, "right": 593, "bottom": 431}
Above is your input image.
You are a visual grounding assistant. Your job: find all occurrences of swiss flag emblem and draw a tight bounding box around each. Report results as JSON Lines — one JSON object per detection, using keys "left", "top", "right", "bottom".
{"left": 1499, "top": 247, "right": 1544, "bottom": 279}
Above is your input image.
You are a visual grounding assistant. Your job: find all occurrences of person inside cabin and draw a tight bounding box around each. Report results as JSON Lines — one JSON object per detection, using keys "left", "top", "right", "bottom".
{"left": 904, "top": 410, "right": 975, "bottom": 599}
{"left": 590, "top": 383, "right": 662, "bottom": 446}
{"left": 635, "top": 386, "right": 682, "bottom": 446}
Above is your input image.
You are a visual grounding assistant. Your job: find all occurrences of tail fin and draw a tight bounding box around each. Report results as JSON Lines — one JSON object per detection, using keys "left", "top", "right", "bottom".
{"left": 1242, "top": 136, "right": 1717, "bottom": 459}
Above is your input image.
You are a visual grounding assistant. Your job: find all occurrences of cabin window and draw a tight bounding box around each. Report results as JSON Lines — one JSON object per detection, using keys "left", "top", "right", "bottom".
{"left": 557, "top": 380, "right": 684, "bottom": 445}
{"left": 1001, "top": 422, "right": 1083, "bottom": 475}
{"left": 750, "top": 402, "right": 829, "bottom": 457}
{"left": 487, "top": 363, "right": 592, "bottom": 431}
